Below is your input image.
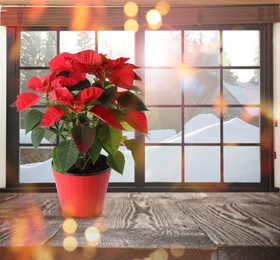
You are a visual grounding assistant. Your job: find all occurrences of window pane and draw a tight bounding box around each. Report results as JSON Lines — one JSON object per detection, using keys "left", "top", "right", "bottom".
{"left": 223, "top": 69, "right": 260, "bottom": 105}
{"left": 19, "top": 108, "right": 48, "bottom": 131}
{"left": 20, "top": 70, "right": 50, "bottom": 92}
{"left": 98, "top": 31, "right": 135, "bottom": 62}
{"left": 21, "top": 31, "right": 57, "bottom": 67}
{"left": 145, "top": 31, "right": 181, "bottom": 66}
{"left": 109, "top": 148, "right": 134, "bottom": 183}
{"left": 20, "top": 147, "right": 52, "bottom": 164}
{"left": 60, "top": 31, "right": 95, "bottom": 53}
{"left": 183, "top": 69, "right": 220, "bottom": 105}
{"left": 224, "top": 146, "right": 261, "bottom": 182}
{"left": 184, "top": 30, "right": 220, "bottom": 66}
{"left": 223, "top": 30, "right": 260, "bottom": 66}
{"left": 19, "top": 128, "right": 53, "bottom": 145}
{"left": 184, "top": 111, "right": 220, "bottom": 143}
{"left": 145, "top": 69, "right": 181, "bottom": 105}
{"left": 185, "top": 146, "right": 220, "bottom": 182}
{"left": 145, "top": 129, "right": 178, "bottom": 144}
{"left": 13, "top": 25, "right": 271, "bottom": 190}
{"left": 223, "top": 108, "right": 260, "bottom": 143}
{"left": 146, "top": 108, "right": 181, "bottom": 143}
{"left": 145, "top": 146, "right": 181, "bottom": 182}
{"left": 20, "top": 147, "right": 54, "bottom": 183}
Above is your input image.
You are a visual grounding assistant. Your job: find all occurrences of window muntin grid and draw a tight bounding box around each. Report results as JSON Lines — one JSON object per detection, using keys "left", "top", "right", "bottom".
{"left": 6, "top": 24, "right": 273, "bottom": 191}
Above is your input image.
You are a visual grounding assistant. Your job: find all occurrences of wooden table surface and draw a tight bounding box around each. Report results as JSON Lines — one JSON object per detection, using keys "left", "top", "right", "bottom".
{"left": 0, "top": 192, "right": 280, "bottom": 260}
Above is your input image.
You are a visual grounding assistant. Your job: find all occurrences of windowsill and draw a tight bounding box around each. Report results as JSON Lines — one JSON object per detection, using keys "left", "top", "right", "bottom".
{"left": 0, "top": 192, "right": 280, "bottom": 259}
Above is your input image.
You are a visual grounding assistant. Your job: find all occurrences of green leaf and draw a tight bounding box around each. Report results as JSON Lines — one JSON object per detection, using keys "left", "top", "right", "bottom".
{"left": 98, "top": 86, "right": 117, "bottom": 108}
{"left": 124, "top": 139, "right": 144, "bottom": 171}
{"left": 52, "top": 140, "right": 79, "bottom": 173}
{"left": 117, "top": 91, "right": 148, "bottom": 111}
{"left": 131, "top": 85, "right": 142, "bottom": 92}
{"left": 71, "top": 124, "right": 95, "bottom": 154}
{"left": 99, "top": 125, "right": 122, "bottom": 155}
{"left": 25, "top": 109, "right": 44, "bottom": 133}
{"left": 31, "top": 126, "right": 45, "bottom": 149}
{"left": 67, "top": 78, "right": 91, "bottom": 91}
{"left": 49, "top": 126, "right": 60, "bottom": 136}
{"left": 121, "top": 122, "right": 134, "bottom": 132}
{"left": 107, "top": 151, "right": 125, "bottom": 174}
{"left": 87, "top": 139, "right": 102, "bottom": 164}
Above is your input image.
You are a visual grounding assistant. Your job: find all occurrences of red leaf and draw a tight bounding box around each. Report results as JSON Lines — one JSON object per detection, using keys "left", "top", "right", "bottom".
{"left": 50, "top": 88, "right": 74, "bottom": 108}
{"left": 124, "top": 111, "right": 148, "bottom": 134}
{"left": 27, "top": 72, "right": 56, "bottom": 93}
{"left": 107, "top": 57, "right": 130, "bottom": 66}
{"left": 11, "top": 92, "right": 40, "bottom": 111}
{"left": 56, "top": 76, "right": 80, "bottom": 87}
{"left": 27, "top": 76, "right": 44, "bottom": 92}
{"left": 41, "top": 106, "right": 66, "bottom": 127}
{"left": 49, "top": 52, "right": 75, "bottom": 72}
{"left": 107, "top": 64, "right": 135, "bottom": 89}
{"left": 71, "top": 124, "right": 95, "bottom": 154}
{"left": 90, "top": 105, "right": 124, "bottom": 130}
{"left": 75, "top": 50, "right": 103, "bottom": 65}
{"left": 71, "top": 50, "right": 104, "bottom": 74}
{"left": 76, "top": 87, "right": 104, "bottom": 104}
{"left": 70, "top": 72, "right": 87, "bottom": 82}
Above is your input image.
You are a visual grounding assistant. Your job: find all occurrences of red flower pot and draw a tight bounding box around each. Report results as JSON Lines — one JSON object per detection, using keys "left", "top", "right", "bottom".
{"left": 53, "top": 157, "right": 111, "bottom": 218}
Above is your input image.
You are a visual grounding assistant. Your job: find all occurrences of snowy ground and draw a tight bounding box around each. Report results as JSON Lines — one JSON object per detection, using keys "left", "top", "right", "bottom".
{"left": 20, "top": 114, "right": 261, "bottom": 184}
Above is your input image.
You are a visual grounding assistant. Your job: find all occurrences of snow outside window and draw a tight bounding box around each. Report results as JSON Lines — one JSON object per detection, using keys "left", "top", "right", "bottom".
{"left": 19, "top": 29, "right": 262, "bottom": 186}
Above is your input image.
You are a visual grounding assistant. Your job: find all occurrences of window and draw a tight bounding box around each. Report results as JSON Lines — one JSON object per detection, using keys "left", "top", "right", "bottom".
{"left": 143, "top": 27, "right": 268, "bottom": 188}
{"left": 5, "top": 5, "right": 276, "bottom": 191}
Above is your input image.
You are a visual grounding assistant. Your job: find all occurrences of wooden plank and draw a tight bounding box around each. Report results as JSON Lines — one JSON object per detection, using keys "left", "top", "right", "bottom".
{"left": 218, "top": 246, "right": 280, "bottom": 260}
{"left": 46, "top": 192, "right": 217, "bottom": 258}
{"left": 174, "top": 193, "right": 280, "bottom": 245}
{"left": 0, "top": 192, "right": 280, "bottom": 259}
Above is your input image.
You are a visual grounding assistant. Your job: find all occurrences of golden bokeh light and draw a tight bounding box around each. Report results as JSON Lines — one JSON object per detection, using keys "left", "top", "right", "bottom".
{"left": 9, "top": 202, "right": 46, "bottom": 250}
{"left": 9, "top": 38, "right": 21, "bottom": 63}
{"left": 149, "top": 248, "right": 168, "bottom": 260}
{"left": 208, "top": 41, "right": 218, "bottom": 53}
{"left": 62, "top": 218, "right": 78, "bottom": 234}
{"left": 26, "top": 2, "right": 46, "bottom": 23}
{"left": 170, "top": 244, "right": 185, "bottom": 258}
{"left": 83, "top": 246, "right": 97, "bottom": 258}
{"left": 70, "top": 5, "right": 90, "bottom": 30}
{"left": 148, "top": 19, "right": 163, "bottom": 30}
{"left": 9, "top": 219, "right": 29, "bottom": 247}
{"left": 124, "top": 19, "right": 139, "bottom": 32}
{"left": 63, "top": 236, "right": 78, "bottom": 252}
{"left": 213, "top": 96, "right": 228, "bottom": 116}
{"left": 85, "top": 226, "right": 101, "bottom": 246}
{"left": 219, "top": 52, "right": 231, "bottom": 66}
{"left": 124, "top": 1, "right": 139, "bottom": 17}
{"left": 146, "top": 9, "right": 162, "bottom": 29}
{"left": 240, "top": 107, "right": 259, "bottom": 123}
{"left": 156, "top": 1, "right": 170, "bottom": 16}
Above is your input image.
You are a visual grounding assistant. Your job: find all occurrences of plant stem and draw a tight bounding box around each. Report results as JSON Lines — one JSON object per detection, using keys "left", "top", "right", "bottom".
{"left": 81, "top": 155, "right": 91, "bottom": 171}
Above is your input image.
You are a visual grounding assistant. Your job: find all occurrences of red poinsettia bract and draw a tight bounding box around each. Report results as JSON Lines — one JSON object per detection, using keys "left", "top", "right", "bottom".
{"left": 11, "top": 49, "right": 149, "bottom": 174}
{"left": 41, "top": 106, "right": 66, "bottom": 127}
{"left": 124, "top": 111, "right": 148, "bottom": 134}
{"left": 11, "top": 92, "right": 40, "bottom": 112}
{"left": 89, "top": 105, "right": 124, "bottom": 130}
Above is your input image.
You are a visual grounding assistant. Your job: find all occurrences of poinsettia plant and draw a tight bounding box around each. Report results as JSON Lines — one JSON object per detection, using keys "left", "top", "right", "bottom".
{"left": 11, "top": 50, "right": 148, "bottom": 174}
